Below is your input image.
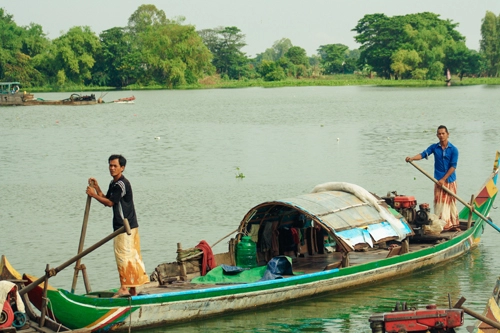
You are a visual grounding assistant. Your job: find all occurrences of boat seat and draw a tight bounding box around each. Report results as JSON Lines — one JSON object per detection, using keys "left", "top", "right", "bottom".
{"left": 386, "top": 245, "right": 402, "bottom": 258}
{"left": 323, "top": 261, "right": 342, "bottom": 271}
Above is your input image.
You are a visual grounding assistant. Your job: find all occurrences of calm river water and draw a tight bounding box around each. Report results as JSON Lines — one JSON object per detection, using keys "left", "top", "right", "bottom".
{"left": 1, "top": 85, "right": 500, "bottom": 332}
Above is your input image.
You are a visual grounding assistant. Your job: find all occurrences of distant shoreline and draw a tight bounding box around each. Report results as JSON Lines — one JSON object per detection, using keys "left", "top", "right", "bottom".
{"left": 27, "top": 75, "right": 500, "bottom": 93}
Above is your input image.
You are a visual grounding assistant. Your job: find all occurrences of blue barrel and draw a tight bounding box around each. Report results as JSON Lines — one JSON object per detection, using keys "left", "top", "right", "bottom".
{"left": 236, "top": 236, "right": 257, "bottom": 268}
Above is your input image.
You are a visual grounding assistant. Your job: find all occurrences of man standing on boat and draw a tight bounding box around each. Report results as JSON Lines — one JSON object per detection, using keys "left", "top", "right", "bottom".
{"left": 86, "top": 154, "right": 149, "bottom": 296}
{"left": 405, "top": 125, "right": 460, "bottom": 231}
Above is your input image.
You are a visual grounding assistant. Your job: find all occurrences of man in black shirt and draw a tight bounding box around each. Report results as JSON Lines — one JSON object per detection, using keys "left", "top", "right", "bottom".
{"left": 87, "top": 154, "right": 149, "bottom": 296}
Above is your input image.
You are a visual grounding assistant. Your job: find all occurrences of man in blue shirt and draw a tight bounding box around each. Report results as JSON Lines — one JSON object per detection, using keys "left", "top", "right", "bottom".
{"left": 405, "top": 125, "right": 460, "bottom": 232}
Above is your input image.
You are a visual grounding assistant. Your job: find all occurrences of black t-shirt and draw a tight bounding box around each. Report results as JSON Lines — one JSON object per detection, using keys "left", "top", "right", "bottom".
{"left": 106, "top": 175, "right": 139, "bottom": 231}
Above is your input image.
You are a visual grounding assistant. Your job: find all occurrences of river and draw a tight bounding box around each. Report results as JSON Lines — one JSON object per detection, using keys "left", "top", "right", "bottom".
{"left": 1, "top": 85, "right": 499, "bottom": 332}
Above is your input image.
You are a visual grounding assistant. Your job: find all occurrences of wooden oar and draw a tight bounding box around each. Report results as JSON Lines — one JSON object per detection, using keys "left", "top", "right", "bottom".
{"left": 454, "top": 296, "right": 500, "bottom": 330}
{"left": 408, "top": 161, "right": 500, "bottom": 233}
{"left": 19, "top": 219, "right": 131, "bottom": 297}
{"left": 71, "top": 180, "right": 94, "bottom": 293}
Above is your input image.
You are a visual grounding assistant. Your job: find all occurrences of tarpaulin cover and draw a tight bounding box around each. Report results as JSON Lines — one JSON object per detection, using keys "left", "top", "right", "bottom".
{"left": 191, "top": 256, "right": 295, "bottom": 284}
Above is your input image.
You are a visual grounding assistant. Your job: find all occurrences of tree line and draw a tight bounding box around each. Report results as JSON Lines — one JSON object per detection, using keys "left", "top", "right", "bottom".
{"left": 1, "top": 5, "right": 500, "bottom": 89}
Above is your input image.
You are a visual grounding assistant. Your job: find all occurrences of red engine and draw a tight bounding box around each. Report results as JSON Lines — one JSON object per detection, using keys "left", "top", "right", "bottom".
{"left": 382, "top": 192, "right": 433, "bottom": 230}
{"left": 369, "top": 303, "right": 464, "bottom": 333}
{"left": 394, "top": 196, "right": 417, "bottom": 209}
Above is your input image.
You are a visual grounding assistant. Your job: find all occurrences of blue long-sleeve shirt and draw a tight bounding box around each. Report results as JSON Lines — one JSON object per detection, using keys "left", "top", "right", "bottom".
{"left": 421, "top": 142, "right": 458, "bottom": 183}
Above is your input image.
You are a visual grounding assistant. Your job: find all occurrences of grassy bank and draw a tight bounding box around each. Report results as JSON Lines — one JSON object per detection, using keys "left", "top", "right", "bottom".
{"left": 27, "top": 75, "right": 500, "bottom": 92}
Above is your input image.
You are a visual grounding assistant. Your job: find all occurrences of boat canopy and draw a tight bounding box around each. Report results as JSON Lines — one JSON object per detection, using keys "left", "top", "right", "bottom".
{"left": 0, "top": 82, "right": 21, "bottom": 94}
{"left": 239, "top": 182, "right": 413, "bottom": 251}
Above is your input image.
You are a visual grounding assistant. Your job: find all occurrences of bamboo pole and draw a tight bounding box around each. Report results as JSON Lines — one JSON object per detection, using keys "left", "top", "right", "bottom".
{"left": 19, "top": 219, "right": 131, "bottom": 297}
{"left": 39, "top": 264, "right": 50, "bottom": 328}
{"left": 467, "top": 195, "right": 474, "bottom": 230}
{"left": 408, "top": 161, "right": 500, "bottom": 233}
{"left": 71, "top": 180, "right": 94, "bottom": 294}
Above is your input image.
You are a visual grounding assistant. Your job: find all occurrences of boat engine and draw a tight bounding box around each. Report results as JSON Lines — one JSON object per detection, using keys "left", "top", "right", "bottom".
{"left": 369, "top": 302, "right": 463, "bottom": 333}
{"left": 414, "top": 203, "right": 431, "bottom": 226}
{"left": 382, "top": 191, "right": 417, "bottom": 223}
{"left": 382, "top": 192, "right": 432, "bottom": 230}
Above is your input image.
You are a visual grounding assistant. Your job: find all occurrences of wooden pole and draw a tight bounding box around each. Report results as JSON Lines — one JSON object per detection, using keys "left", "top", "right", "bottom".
{"left": 71, "top": 180, "right": 94, "bottom": 294}
{"left": 408, "top": 161, "right": 500, "bottom": 233}
{"left": 467, "top": 195, "right": 474, "bottom": 230}
{"left": 454, "top": 297, "right": 500, "bottom": 329}
{"left": 39, "top": 264, "right": 50, "bottom": 328}
{"left": 19, "top": 219, "right": 131, "bottom": 297}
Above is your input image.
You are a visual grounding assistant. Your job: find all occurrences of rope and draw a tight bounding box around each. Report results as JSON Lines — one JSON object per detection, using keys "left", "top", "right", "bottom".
{"left": 128, "top": 296, "right": 132, "bottom": 333}
{"left": 45, "top": 298, "right": 63, "bottom": 332}
{"left": 211, "top": 228, "right": 239, "bottom": 247}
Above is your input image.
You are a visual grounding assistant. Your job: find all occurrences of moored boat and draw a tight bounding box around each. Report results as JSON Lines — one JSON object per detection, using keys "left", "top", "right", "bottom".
{"left": 113, "top": 96, "right": 135, "bottom": 103}
{"left": 0, "top": 82, "right": 104, "bottom": 106}
{"left": 4, "top": 152, "right": 499, "bottom": 332}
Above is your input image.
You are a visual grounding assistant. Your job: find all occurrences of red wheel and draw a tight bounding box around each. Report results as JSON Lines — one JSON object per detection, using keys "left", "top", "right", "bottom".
{"left": 0, "top": 301, "right": 14, "bottom": 328}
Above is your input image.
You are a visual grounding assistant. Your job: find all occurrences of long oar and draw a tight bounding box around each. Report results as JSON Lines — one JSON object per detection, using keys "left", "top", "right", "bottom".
{"left": 454, "top": 296, "right": 500, "bottom": 330}
{"left": 71, "top": 181, "right": 94, "bottom": 293}
{"left": 19, "top": 220, "right": 131, "bottom": 297}
{"left": 408, "top": 161, "right": 500, "bottom": 233}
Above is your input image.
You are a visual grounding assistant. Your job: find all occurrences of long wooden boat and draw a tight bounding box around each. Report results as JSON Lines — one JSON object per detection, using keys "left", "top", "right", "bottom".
{"left": 113, "top": 96, "right": 135, "bottom": 103}
{"left": 0, "top": 82, "right": 103, "bottom": 106}
{"left": 6, "top": 152, "right": 500, "bottom": 332}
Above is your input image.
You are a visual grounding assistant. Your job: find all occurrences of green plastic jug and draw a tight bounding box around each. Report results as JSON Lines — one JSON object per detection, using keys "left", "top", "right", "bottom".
{"left": 236, "top": 236, "right": 257, "bottom": 268}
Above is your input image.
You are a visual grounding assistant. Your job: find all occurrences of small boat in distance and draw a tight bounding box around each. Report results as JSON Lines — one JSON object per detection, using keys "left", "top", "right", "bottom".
{"left": 0, "top": 81, "right": 125, "bottom": 106}
{"left": 2, "top": 152, "right": 499, "bottom": 332}
{"left": 113, "top": 96, "right": 135, "bottom": 104}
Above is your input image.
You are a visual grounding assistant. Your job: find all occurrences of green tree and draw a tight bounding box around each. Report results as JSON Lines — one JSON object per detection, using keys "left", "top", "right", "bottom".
{"left": 257, "top": 60, "right": 286, "bottom": 81}
{"left": 480, "top": 11, "right": 500, "bottom": 77}
{"left": 46, "top": 26, "right": 101, "bottom": 85}
{"left": 390, "top": 49, "right": 421, "bottom": 79}
{"left": 284, "top": 46, "right": 309, "bottom": 66}
{"left": 0, "top": 9, "right": 48, "bottom": 85}
{"left": 343, "top": 49, "right": 360, "bottom": 73}
{"left": 255, "top": 38, "right": 293, "bottom": 64}
{"left": 444, "top": 41, "right": 481, "bottom": 79}
{"left": 127, "top": 4, "right": 169, "bottom": 34}
{"left": 92, "top": 27, "right": 140, "bottom": 87}
{"left": 0, "top": 9, "right": 24, "bottom": 79}
{"left": 354, "top": 12, "right": 465, "bottom": 80}
{"left": 21, "top": 23, "right": 49, "bottom": 58}
{"left": 353, "top": 14, "right": 402, "bottom": 78}
{"left": 317, "top": 44, "right": 349, "bottom": 74}
{"left": 127, "top": 5, "right": 214, "bottom": 87}
{"left": 199, "top": 26, "right": 248, "bottom": 80}
{"left": 283, "top": 46, "right": 309, "bottom": 78}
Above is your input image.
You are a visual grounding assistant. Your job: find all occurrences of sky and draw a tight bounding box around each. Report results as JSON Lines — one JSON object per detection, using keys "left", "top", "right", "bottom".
{"left": 3, "top": 0, "right": 500, "bottom": 57}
